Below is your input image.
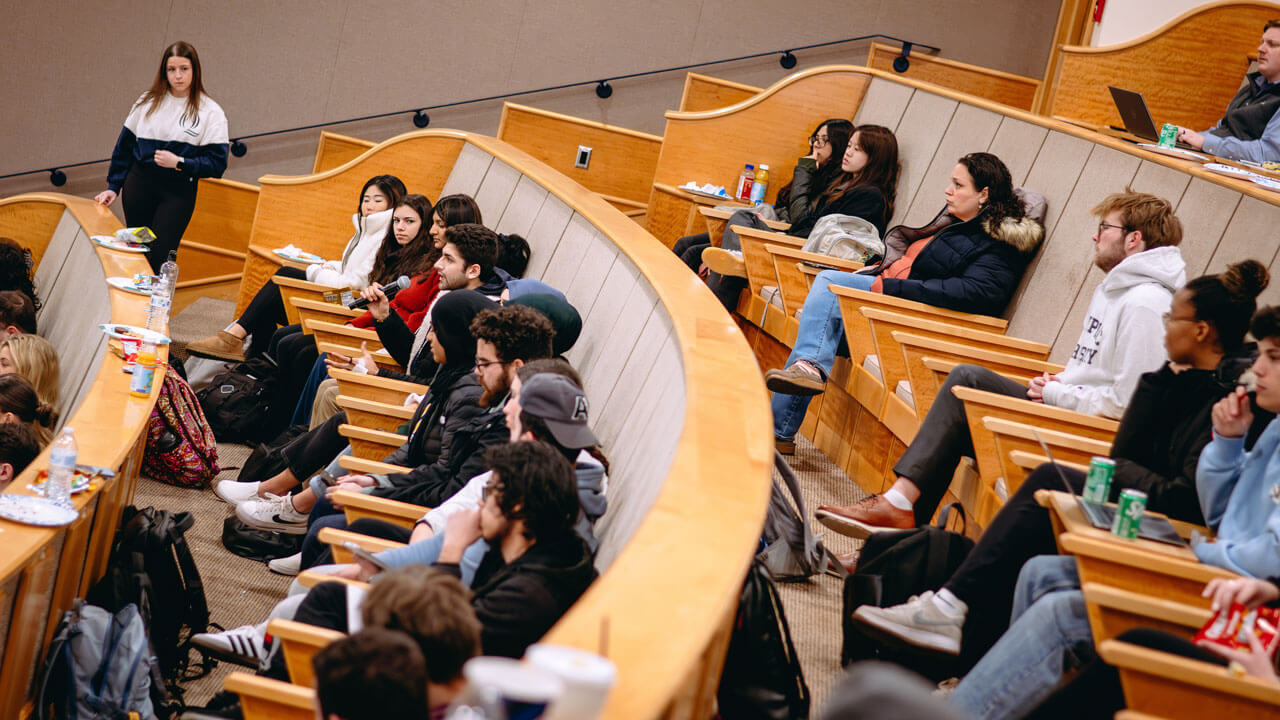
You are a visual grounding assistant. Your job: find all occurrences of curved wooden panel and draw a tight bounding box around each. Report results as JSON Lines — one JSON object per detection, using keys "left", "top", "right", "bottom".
{"left": 0, "top": 194, "right": 161, "bottom": 718}
{"left": 866, "top": 42, "right": 1040, "bottom": 110}
{"left": 181, "top": 177, "right": 258, "bottom": 288}
{"left": 1046, "top": 1, "right": 1280, "bottom": 129}
{"left": 498, "top": 103, "right": 662, "bottom": 205}
{"left": 221, "top": 130, "right": 774, "bottom": 718}
{"left": 312, "top": 130, "right": 376, "bottom": 174}
{"left": 678, "top": 72, "right": 761, "bottom": 112}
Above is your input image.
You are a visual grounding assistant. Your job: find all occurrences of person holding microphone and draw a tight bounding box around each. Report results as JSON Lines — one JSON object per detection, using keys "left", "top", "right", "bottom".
{"left": 94, "top": 41, "right": 229, "bottom": 272}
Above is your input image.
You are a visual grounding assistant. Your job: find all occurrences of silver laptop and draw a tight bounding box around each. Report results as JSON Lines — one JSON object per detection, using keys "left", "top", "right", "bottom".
{"left": 1032, "top": 430, "right": 1188, "bottom": 547}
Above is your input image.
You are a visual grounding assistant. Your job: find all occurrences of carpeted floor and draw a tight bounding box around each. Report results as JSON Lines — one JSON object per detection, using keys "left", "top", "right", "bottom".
{"left": 155, "top": 297, "right": 865, "bottom": 714}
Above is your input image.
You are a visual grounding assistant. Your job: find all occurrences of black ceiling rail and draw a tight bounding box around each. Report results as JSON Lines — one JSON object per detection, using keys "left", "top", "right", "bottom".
{"left": 9, "top": 34, "right": 937, "bottom": 186}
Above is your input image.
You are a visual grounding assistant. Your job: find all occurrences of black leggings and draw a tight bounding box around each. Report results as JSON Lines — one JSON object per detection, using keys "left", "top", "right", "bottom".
{"left": 237, "top": 266, "right": 308, "bottom": 357}
{"left": 267, "top": 324, "right": 320, "bottom": 432}
{"left": 671, "top": 231, "right": 747, "bottom": 310}
{"left": 279, "top": 411, "right": 349, "bottom": 481}
{"left": 121, "top": 164, "right": 198, "bottom": 273}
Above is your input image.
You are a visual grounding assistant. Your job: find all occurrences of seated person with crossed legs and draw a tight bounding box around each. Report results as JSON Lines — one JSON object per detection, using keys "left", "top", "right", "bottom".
{"left": 818, "top": 190, "right": 1186, "bottom": 538}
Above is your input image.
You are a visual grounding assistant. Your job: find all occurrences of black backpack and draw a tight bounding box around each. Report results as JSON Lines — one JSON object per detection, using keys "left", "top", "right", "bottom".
{"left": 716, "top": 560, "right": 810, "bottom": 720}
{"left": 195, "top": 355, "right": 279, "bottom": 442}
{"left": 237, "top": 424, "right": 308, "bottom": 486}
{"left": 220, "top": 514, "right": 304, "bottom": 562}
{"left": 87, "top": 506, "right": 215, "bottom": 689}
{"left": 841, "top": 504, "right": 975, "bottom": 681}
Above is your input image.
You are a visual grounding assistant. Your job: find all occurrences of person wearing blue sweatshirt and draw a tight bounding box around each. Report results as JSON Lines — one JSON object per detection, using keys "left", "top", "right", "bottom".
{"left": 1193, "top": 304, "right": 1280, "bottom": 578}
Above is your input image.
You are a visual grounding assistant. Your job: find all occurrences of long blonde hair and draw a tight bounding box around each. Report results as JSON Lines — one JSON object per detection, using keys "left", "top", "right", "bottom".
{"left": 0, "top": 335, "right": 60, "bottom": 426}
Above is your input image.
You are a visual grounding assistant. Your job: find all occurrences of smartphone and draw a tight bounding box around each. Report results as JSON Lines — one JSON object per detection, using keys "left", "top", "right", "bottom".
{"left": 342, "top": 541, "right": 390, "bottom": 571}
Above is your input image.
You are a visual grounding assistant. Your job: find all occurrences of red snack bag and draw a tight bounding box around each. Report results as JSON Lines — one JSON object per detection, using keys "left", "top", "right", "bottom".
{"left": 1195, "top": 602, "right": 1280, "bottom": 653}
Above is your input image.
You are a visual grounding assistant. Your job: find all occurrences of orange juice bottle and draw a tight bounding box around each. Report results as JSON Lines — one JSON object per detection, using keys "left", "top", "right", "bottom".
{"left": 749, "top": 164, "right": 769, "bottom": 204}
{"left": 130, "top": 339, "right": 158, "bottom": 397}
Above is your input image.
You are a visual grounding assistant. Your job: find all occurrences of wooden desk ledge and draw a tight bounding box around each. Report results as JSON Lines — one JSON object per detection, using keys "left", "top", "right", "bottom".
{"left": 267, "top": 617, "right": 345, "bottom": 647}
{"left": 338, "top": 424, "right": 407, "bottom": 445}
{"left": 336, "top": 454, "right": 413, "bottom": 476}
{"left": 296, "top": 570, "right": 371, "bottom": 590}
{"left": 225, "top": 672, "right": 315, "bottom": 711}
{"left": 328, "top": 489, "right": 427, "bottom": 524}
{"left": 270, "top": 274, "right": 342, "bottom": 294}
{"left": 734, "top": 224, "right": 806, "bottom": 247}
{"left": 765, "top": 243, "right": 865, "bottom": 273}
{"left": 1010, "top": 450, "right": 1089, "bottom": 474}
{"left": 952, "top": 385, "right": 1119, "bottom": 433}
{"left": 304, "top": 318, "right": 380, "bottom": 342}
{"left": 291, "top": 296, "right": 362, "bottom": 318}
{"left": 1081, "top": 582, "right": 1213, "bottom": 629}
{"left": 698, "top": 206, "right": 791, "bottom": 232}
{"left": 831, "top": 286, "right": 1009, "bottom": 332}
{"left": 861, "top": 307, "right": 1049, "bottom": 357}
{"left": 334, "top": 394, "right": 415, "bottom": 420}
{"left": 1058, "top": 532, "right": 1233, "bottom": 580}
{"left": 1098, "top": 639, "right": 1280, "bottom": 704}
{"left": 980, "top": 417, "right": 1111, "bottom": 454}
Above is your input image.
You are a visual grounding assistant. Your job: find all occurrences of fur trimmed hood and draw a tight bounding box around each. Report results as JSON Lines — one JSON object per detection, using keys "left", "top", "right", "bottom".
{"left": 982, "top": 213, "right": 1045, "bottom": 254}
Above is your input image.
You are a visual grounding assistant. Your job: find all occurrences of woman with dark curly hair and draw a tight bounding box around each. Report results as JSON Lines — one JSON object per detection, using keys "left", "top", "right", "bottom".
{"left": 0, "top": 238, "right": 39, "bottom": 312}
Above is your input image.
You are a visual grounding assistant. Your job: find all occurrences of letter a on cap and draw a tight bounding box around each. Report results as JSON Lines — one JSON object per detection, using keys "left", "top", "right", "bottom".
{"left": 572, "top": 395, "right": 588, "bottom": 421}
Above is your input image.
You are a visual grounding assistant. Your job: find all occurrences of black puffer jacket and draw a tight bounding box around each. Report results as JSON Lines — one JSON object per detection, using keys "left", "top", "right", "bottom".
{"left": 398, "top": 373, "right": 484, "bottom": 469}
{"left": 1110, "top": 346, "right": 1273, "bottom": 524}
{"left": 436, "top": 531, "right": 597, "bottom": 658}
{"left": 862, "top": 207, "right": 1043, "bottom": 316}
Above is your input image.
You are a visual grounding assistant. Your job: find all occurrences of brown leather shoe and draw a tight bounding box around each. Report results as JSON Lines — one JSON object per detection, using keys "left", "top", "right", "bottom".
{"left": 816, "top": 495, "right": 914, "bottom": 539}
{"left": 775, "top": 436, "right": 796, "bottom": 455}
{"left": 764, "top": 363, "right": 826, "bottom": 396}
{"left": 702, "top": 247, "right": 746, "bottom": 278}
{"left": 835, "top": 550, "right": 860, "bottom": 575}
{"left": 186, "top": 330, "right": 246, "bottom": 362}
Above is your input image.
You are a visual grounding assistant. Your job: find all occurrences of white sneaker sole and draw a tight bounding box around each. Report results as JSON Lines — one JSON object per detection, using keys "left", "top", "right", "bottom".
{"left": 214, "top": 482, "right": 260, "bottom": 506}
{"left": 267, "top": 556, "right": 302, "bottom": 576}
{"left": 815, "top": 509, "right": 882, "bottom": 540}
{"left": 235, "top": 504, "right": 308, "bottom": 535}
{"left": 852, "top": 606, "right": 962, "bottom": 655}
{"left": 190, "top": 633, "right": 265, "bottom": 667}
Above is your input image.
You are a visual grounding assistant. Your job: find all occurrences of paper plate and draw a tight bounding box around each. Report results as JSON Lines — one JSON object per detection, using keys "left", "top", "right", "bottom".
{"left": 0, "top": 495, "right": 78, "bottom": 527}
{"left": 106, "top": 277, "right": 154, "bottom": 295}
{"left": 1202, "top": 163, "right": 1264, "bottom": 181}
{"left": 30, "top": 469, "right": 92, "bottom": 495}
{"left": 681, "top": 186, "right": 734, "bottom": 201}
{"left": 91, "top": 235, "right": 148, "bottom": 253}
{"left": 1135, "top": 143, "right": 1208, "bottom": 162}
{"left": 274, "top": 248, "right": 324, "bottom": 263}
{"left": 1254, "top": 176, "right": 1280, "bottom": 193}
{"left": 98, "top": 323, "right": 171, "bottom": 345}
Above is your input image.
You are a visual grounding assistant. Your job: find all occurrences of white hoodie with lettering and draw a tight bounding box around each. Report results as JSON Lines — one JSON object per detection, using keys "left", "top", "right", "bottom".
{"left": 1041, "top": 245, "right": 1185, "bottom": 419}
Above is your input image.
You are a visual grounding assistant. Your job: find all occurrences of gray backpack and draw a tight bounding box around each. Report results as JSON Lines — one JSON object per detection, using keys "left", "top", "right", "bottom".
{"left": 758, "top": 451, "right": 844, "bottom": 581}
{"left": 38, "top": 601, "right": 156, "bottom": 720}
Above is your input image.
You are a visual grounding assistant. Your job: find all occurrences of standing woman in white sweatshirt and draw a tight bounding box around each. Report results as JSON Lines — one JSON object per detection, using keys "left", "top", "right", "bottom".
{"left": 94, "top": 41, "right": 229, "bottom": 273}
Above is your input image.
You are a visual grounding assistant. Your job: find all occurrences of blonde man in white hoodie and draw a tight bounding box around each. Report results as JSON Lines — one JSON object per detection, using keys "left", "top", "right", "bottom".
{"left": 818, "top": 190, "right": 1185, "bottom": 541}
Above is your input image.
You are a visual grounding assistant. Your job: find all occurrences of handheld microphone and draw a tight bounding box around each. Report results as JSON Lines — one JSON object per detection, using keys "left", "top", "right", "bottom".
{"left": 349, "top": 275, "right": 411, "bottom": 309}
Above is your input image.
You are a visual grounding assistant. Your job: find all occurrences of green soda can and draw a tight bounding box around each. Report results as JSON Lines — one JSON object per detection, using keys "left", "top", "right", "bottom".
{"left": 1111, "top": 489, "right": 1148, "bottom": 539}
{"left": 1083, "top": 457, "right": 1115, "bottom": 503}
{"left": 1159, "top": 123, "right": 1179, "bottom": 148}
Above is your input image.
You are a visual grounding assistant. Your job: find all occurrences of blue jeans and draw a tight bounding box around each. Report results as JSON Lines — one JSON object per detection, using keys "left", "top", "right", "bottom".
{"left": 375, "top": 532, "right": 486, "bottom": 587}
{"left": 292, "top": 353, "right": 331, "bottom": 426}
{"left": 771, "top": 270, "right": 877, "bottom": 439}
{"left": 949, "top": 556, "right": 1093, "bottom": 720}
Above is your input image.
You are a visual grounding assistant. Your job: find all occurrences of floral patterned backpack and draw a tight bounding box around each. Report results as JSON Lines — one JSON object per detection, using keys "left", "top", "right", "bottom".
{"left": 142, "top": 364, "right": 220, "bottom": 487}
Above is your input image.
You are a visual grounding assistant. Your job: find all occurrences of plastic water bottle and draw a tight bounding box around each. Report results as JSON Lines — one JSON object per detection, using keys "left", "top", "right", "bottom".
{"left": 146, "top": 250, "right": 178, "bottom": 333}
{"left": 736, "top": 164, "right": 755, "bottom": 201}
{"left": 47, "top": 427, "right": 77, "bottom": 505}
{"left": 749, "top": 164, "right": 770, "bottom": 204}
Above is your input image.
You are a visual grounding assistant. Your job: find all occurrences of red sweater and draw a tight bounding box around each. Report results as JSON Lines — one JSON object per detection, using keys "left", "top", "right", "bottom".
{"left": 350, "top": 271, "right": 440, "bottom": 332}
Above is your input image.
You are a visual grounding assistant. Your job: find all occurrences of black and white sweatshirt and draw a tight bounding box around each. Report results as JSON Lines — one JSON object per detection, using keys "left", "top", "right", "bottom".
{"left": 106, "top": 92, "right": 229, "bottom": 191}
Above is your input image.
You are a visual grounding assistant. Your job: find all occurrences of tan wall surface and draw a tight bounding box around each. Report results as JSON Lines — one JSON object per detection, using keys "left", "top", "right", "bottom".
{"left": 0, "top": 1, "right": 1060, "bottom": 201}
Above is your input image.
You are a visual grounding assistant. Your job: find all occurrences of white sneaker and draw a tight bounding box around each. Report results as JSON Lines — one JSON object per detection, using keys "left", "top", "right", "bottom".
{"left": 191, "top": 624, "right": 267, "bottom": 667}
{"left": 214, "top": 480, "right": 261, "bottom": 505}
{"left": 236, "top": 493, "right": 308, "bottom": 534}
{"left": 268, "top": 551, "right": 302, "bottom": 576}
{"left": 852, "top": 591, "right": 963, "bottom": 654}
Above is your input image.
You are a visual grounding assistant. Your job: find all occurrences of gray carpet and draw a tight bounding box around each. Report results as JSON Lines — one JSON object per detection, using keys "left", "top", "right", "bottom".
{"left": 773, "top": 435, "right": 868, "bottom": 717}
{"left": 168, "top": 296, "right": 236, "bottom": 365}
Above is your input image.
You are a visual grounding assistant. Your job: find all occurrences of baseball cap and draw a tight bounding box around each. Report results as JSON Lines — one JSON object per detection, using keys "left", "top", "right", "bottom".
{"left": 518, "top": 373, "right": 599, "bottom": 449}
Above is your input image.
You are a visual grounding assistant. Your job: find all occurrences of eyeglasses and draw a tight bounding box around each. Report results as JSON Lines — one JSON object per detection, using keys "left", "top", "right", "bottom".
{"left": 481, "top": 482, "right": 503, "bottom": 500}
{"left": 1162, "top": 312, "right": 1199, "bottom": 325}
{"left": 809, "top": 135, "right": 830, "bottom": 148}
{"left": 1097, "top": 222, "right": 1128, "bottom": 235}
{"left": 475, "top": 359, "right": 508, "bottom": 370}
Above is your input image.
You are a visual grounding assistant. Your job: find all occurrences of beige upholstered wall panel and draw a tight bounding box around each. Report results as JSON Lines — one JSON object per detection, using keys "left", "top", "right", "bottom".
{"left": 472, "top": 159, "right": 521, "bottom": 227}
{"left": 582, "top": 280, "right": 661, "bottom": 413}
{"left": 594, "top": 310, "right": 676, "bottom": 444}
{"left": 902, "top": 103, "right": 1005, "bottom": 227}
{"left": 1175, "top": 179, "right": 1245, "bottom": 279}
{"left": 495, "top": 175, "right": 550, "bottom": 239}
{"left": 566, "top": 253, "right": 643, "bottom": 381}
{"left": 1210, "top": 197, "right": 1280, "bottom": 309}
{"left": 33, "top": 211, "right": 81, "bottom": 322}
{"left": 886, "top": 92, "right": 959, "bottom": 227}
{"left": 986, "top": 117, "right": 1049, "bottom": 188}
{"left": 40, "top": 225, "right": 111, "bottom": 422}
{"left": 522, "top": 197, "right": 575, "bottom": 281}
{"left": 563, "top": 236, "right": 621, "bottom": 320}
{"left": 539, "top": 214, "right": 599, "bottom": 296}
{"left": 440, "top": 144, "right": 496, "bottom": 200}
{"left": 852, "top": 78, "right": 916, "bottom": 131}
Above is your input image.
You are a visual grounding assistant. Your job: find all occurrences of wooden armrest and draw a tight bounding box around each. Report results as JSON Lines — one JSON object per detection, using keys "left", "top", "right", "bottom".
{"left": 317, "top": 341, "right": 400, "bottom": 369}
{"left": 831, "top": 286, "right": 1008, "bottom": 332}
{"left": 893, "top": 333, "right": 1063, "bottom": 375}
{"left": 337, "top": 454, "right": 412, "bottom": 476}
{"left": 335, "top": 394, "right": 414, "bottom": 433}
{"left": 317, "top": 525, "right": 407, "bottom": 561}
{"left": 1009, "top": 449, "right": 1089, "bottom": 473}
{"left": 272, "top": 275, "right": 342, "bottom": 293}
{"left": 1099, "top": 639, "right": 1280, "bottom": 713}
{"left": 864, "top": 308, "right": 1048, "bottom": 358}
{"left": 266, "top": 618, "right": 344, "bottom": 688}
{"left": 1081, "top": 582, "right": 1212, "bottom": 638}
{"left": 765, "top": 243, "right": 864, "bottom": 273}
{"left": 922, "top": 356, "right": 1026, "bottom": 385}
{"left": 225, "top": 672, "right": 316, "bottom": 718}
{"left": 1060, "top": 531, "right": 1234, "bottom": 609}
{"left": 953, "top": 386, "right": 1119, "bottom": 437}
{"left": 291, "top": 296, "right": 361, "bottom": 316}
{"left": 698, "top": 206, "right": 790, "bottom": 231}
{"left": 330, "top": 367, "right": 427, "bottom": 405}
{"left": 305, "top": 319, "right": 381, "bottom": 343}
{"left": 296, "top": 570, "right": 371, "bottom": 590}
{"left": 329, "top": 490, "right": 427, "bottom": 529}
{"left": 734, "top": 224, "right": 805, "bottom": 247}
{"left": 339, "top": 423, "right": 407, "bottom": 461}
{"left": 981, "top": 416, "right": 1112, "bottom": 455}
